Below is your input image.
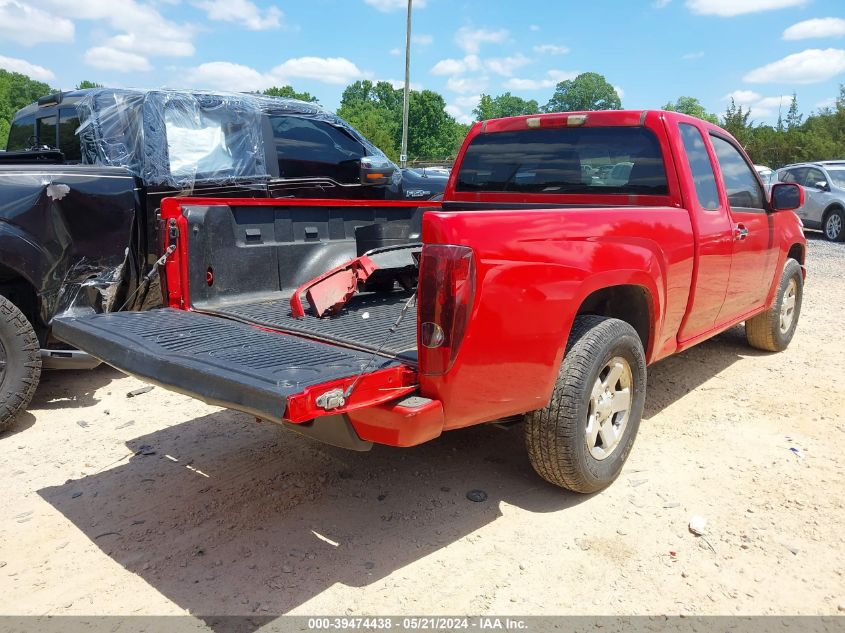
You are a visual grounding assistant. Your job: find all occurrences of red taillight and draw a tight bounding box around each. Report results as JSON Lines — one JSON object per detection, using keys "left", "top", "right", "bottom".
{"left": 417, "top": 244, "right": 475, "bottom": 376}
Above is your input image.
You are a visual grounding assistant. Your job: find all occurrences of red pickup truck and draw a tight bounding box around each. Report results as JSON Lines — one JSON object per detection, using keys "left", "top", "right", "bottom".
{"left": 54, "top": 110, "right": 806, "bottom": 493}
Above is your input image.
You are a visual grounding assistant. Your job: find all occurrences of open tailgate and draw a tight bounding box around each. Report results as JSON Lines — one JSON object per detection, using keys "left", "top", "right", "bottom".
{"left": 52, "top": 308, "right": 413, "bottom": 423}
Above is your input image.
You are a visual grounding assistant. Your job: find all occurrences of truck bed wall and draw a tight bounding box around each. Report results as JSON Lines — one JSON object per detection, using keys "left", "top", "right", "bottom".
{"left": 179, "top": 202, "right": 427, "bottom": 310}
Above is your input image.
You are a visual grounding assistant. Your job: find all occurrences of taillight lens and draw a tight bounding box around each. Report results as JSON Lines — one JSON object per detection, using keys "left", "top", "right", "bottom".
{"left": 417, "top": 244, "right": 475, "bottom": 375}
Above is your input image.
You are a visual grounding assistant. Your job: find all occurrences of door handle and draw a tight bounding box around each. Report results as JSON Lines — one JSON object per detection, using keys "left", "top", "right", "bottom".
{"left": 735, "top": 225, "right": 749, "bottom": 241}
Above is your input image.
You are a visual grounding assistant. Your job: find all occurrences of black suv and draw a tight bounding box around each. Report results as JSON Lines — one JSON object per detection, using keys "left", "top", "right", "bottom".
{"left": 0, "top": 88, "right": 447, "bottom": 431}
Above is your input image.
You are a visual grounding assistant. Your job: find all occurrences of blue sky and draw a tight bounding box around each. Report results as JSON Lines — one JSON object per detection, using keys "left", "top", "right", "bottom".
{"left": 1, "top": 0, "right": 844, "bottom": 125}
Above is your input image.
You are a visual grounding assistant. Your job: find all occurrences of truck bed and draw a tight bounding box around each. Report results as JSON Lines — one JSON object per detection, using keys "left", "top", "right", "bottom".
{"left": 199, "top": 290, "right": 418, "bottom": 360}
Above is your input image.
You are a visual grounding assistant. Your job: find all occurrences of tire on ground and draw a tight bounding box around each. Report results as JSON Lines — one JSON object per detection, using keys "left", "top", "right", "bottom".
{"left": 524, "top": 315, "right": 647, "bottom": 494}
{"left": 745, "top": 258, "right": 803, "bottom": 352}
{"left": 0, "top": 294, "right": 42, "bottom": 433}
{"left": 823, "top": 208, "right": 845, "bottom": 242}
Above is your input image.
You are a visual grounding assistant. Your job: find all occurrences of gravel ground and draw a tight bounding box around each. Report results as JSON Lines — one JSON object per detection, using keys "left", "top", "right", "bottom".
{"left": 0, "top": 232, "right": 843, "bottom": 622}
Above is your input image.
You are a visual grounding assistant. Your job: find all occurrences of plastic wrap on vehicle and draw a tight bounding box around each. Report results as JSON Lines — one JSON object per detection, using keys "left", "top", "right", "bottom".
{"left": 75, "top": 88, "right": 397, "bottom": 189}
{"left": 77, "top": 89, "right": 268, "bottom": 189}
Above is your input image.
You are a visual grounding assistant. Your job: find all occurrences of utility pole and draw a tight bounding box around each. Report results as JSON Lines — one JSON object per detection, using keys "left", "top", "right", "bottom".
{"left": 400, "top": 0, "right": 412, "bottom": 168}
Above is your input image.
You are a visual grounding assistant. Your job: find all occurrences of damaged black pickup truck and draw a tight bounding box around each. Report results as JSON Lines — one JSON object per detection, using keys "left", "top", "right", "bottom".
{"left": 0, "top": 88, "right": 446, "bottom": 431}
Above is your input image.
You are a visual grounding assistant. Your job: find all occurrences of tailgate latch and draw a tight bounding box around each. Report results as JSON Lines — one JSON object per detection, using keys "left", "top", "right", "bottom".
{"left": 315, "top": 388, "right": 347, "bottom": 411}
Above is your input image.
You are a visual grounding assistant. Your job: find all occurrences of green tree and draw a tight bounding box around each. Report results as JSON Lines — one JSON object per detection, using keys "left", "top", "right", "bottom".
{"left": 473, "top": 92, "right": 539, "bottom": 121}
{"left": 661, "top": 96, "right": 718, "bottom": 123}
{"left": 543, "top": 72, "right": 622, "bottom": 113}
{"left": 76, "top": 80, "right": 103, "bottom": 89}
{"left": 0, "top": 69, "right": 56, "bottom": 148}
{"left": 262, "top": 85, "right": 319, "bottom": 103}
{"left": 337, "top": 80, "right": 464, "bottom": 161}
{"left": 720, "top": 98, "right": 753, "bottom": 144}
{"left": 785, "top": 92, "right": 802, "bottom": 131}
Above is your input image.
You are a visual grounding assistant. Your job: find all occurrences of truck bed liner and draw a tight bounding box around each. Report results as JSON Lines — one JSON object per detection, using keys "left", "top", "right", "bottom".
{"left": 52, "top": 309, "right": 399, "bottom": 423}
{"left": 200, "top": 291, "right": 418, "bottom": 360}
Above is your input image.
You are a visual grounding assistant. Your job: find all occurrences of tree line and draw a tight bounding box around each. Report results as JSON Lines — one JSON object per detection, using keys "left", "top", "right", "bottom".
{"left": 1, "top": 68, "right": 843, "bottom": 167}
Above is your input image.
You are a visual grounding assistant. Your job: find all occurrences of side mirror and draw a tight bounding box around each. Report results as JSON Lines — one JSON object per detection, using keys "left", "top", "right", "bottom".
{"left": 814, "top": 181, "right": 830, "bottom": 191}
{"left": 359, "top": 155, "right": 396, "bottom": 186}
{"left": 770, "top": 182, "right": 804, "bottom": 211}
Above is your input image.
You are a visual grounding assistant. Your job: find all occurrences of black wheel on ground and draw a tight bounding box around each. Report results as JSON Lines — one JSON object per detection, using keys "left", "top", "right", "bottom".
{"left": 0, "top": 295, "right": 41, "bottom": 433}
{"left": 823, "top": 208, "right": 845, "bottom": 242}
{"left": 745, "top": 258, "right": 803, "bottom": 352}
{"left": 524, "top": 315, "right": 647, "bottom": 493}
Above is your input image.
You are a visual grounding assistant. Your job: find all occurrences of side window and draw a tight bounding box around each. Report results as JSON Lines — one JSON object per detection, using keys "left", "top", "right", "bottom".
{"left": 58, "top": 109, "right": 82, "bottom": 162}
{"left": 6, "top": 114, "right": 35, "bottom": 150}
{"left": 679, "top": 123, "right": 719, "bottom": 210}
{"left": 269, "top": 115, "right": 367, "bottom": 184}
{"left": 709, "top": 134, "right": 765, "bottom": 210}
{"left": 36, "top": 115, "right": 58, "bottom": 148}
{"left": 779, "top": 169, "right": 801, "bottom": 184}
{"left": 802, "top": 167, "right": 826, "bottom": 188}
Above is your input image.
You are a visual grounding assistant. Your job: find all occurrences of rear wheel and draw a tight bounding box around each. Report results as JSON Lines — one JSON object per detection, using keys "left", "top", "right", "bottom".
{"left": 745, "top": 258, "right": 803, "bottom": 352}
{"left": 524, "top": 316, "right": 647, "bottom": 493}
{"left": 824, "top": 208, "right": 844, "bottom": 242}
{"left": 0, "top": 295, "right": 41, "bottom": 433}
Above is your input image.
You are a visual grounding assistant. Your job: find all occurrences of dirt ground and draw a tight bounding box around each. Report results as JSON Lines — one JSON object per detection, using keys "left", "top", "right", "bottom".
{"left": 1, "top": 233, "right": 843, "bottom": 622}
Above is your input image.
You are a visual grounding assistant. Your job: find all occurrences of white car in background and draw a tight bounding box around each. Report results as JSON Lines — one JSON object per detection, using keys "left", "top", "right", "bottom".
{"left": 776, "top": 161, "right": 845, "bottom": 242}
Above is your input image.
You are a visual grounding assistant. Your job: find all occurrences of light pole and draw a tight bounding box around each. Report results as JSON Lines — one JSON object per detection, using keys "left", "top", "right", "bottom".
{"left": 400, "top": 0, "right": 412, "bottom": 168}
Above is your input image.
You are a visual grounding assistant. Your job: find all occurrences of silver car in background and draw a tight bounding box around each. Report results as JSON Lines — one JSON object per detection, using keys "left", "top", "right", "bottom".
{"left": 776, "top": 161, "right": 845, "bottom": 241}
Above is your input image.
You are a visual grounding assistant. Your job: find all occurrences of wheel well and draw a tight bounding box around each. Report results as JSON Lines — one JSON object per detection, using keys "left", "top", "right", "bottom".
{"left": 575, "top": 285, "right": 651, "bottom": 354}
{"left": 0, "top": 264, "right": 40, "bottom": 332}
{"left": 822, "top": 204, "right": 844, "bottom": 224}
{"left": 787, "top": 243, "right": 805, "bottom": 265}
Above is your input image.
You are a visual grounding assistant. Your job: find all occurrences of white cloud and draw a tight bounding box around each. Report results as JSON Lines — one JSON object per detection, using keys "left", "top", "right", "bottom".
{"left": 686, "top": 0, "right": 807, "bottom": 16}
{"left": 682, "top": 51, "right": 705, "bottom": 60}
{"left": 271, "top": 57, "right": 366, "bottom": 85}
{"left": 447, "top": 75, "right": 489, "bottom": 94}
{"left": 614, "top": 85, "right": 625, "bottom": 99}
{"left": 192, "top": 0, "right": 283, "bottom": 30}
{"left": 485, "top": 54, "right": 531, "bottom": 77}
{"left": 533, "top": 44, "right": 570, "bottom": 55}
{"left": 654, "top": 0, "right": 672, "bottom": 7}
{"left": 504, "top": 69, "right": 579, "bottom": 90}
{"left": 455, "top": 26, "right": 509, "bottom": 54}
{"left": 413, "top": 33, "right": 433, "bottom": 45}
{"left": 446, "top": 95, "right": 480, "bottom": 124}
{"left": 84, "top": 46, "right": 152, "bottom": 72}
{"left": 33, "top": 0, "right": 195, "bottom": 57}
{"left": 389, "top": 48, "right": 402, "bottom": 56}
{"left": 184, "top": 61, "right": 271, "bottom": 91}
{"left": 724, "top": 89, "right": 762, "bottom": 104}
{"left": 744, "top": 48, "right": 845, "bottom": 83}
{"left": 723, "top": 90, "right": 790, "bottom": 117}
{"left": 529, "top": 24, "right": 540, "bottom": 31}
{"left": 363, "top": 0, "right": 426, "bottom": 11}
{"left": 816, "top": 97, "right": 836, "bottom": 109}
{"left": 783, "top": 18, "right": 845, "bottom": 40}
{"left": 0, "top": 55, "right": 55, "bottom": 81}
{"left": 430, "top": 55, "right": 482, "bottom": 76}
{"left": 0, "top": 0, "right": 74, "bottom": 45}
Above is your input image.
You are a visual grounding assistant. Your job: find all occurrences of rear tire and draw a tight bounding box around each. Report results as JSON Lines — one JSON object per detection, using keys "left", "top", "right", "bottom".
{"left": 745, "top": 258, "right": 803, "bottom": 352}
{"left": 823, "top": 208, "right": 844, "bottom": 242}
{"left": 0, "top": 295, "right": 41, "bottom": 433}
{"left": 525, "top": 316, "right": 647, "bottom": 493}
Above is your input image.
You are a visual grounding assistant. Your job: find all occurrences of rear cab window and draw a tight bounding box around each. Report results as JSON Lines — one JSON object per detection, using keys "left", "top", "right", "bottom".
{"left": 36, "top": 115, "right": 58, "bottom": 148}
{"left": 6, "top": 113, "right": 35, "bottom": 151}
{"left": 455, "top": 126, "right": 669, "bottom": 196}
{"left": 59, "top": 108, "right": 82, "bottom": 162}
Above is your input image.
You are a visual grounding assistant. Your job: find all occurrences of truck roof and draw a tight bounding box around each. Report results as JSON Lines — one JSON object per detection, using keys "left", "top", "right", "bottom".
{"left": 473, "top": 109, "right": 720, "bottom": 134}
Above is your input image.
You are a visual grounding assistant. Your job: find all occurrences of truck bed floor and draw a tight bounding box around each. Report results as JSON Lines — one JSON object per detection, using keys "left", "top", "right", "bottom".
{"left": 198, "top": 291, "right": 418, "bottom": 360}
